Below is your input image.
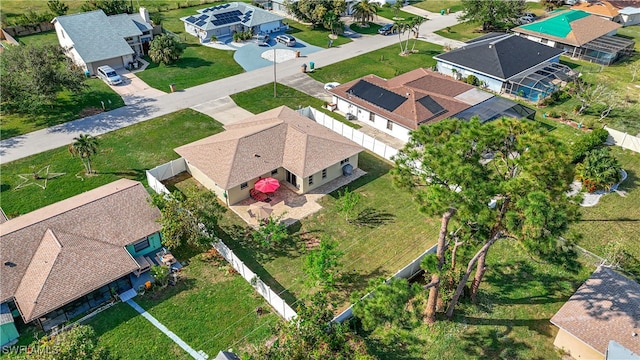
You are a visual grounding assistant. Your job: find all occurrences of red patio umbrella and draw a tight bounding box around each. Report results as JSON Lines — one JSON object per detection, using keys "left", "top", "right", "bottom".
{"left": 254, "top": 177, "right": 280, "bottom": 193}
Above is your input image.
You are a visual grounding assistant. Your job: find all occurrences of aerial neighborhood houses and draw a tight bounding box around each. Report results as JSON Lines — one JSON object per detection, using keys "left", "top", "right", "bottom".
{"left": 181, "top": 3, "right": 286, "bottom": 44}
{"left": 329, "top": 68, "right": 535, "bottom": 142}
{"left": 52, "top": 7, "right": 156, "bottom": 75}
{"left": 0, "top": 180, "right": 167, "bottom": 347}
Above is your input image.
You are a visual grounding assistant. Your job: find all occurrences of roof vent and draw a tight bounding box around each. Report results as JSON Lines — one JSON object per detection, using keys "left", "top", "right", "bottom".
{"left": 4, "top": 261, "right": 16, "bottom": 268}
{"left": 489, "top": 44, "right": 493, "bottom": 48}
{"left": 254, "top": 154, "right": 261, "bottom": 158}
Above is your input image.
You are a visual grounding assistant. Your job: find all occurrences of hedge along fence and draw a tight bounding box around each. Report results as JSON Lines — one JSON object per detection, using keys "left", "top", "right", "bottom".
{"left": 332, "top": 243, "right": 437, "bottom": 323}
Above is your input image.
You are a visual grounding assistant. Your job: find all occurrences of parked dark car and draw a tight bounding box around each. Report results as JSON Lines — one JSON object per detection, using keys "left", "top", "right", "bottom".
{"left": 378, "top": 23, "right": 396, "bottom": 35}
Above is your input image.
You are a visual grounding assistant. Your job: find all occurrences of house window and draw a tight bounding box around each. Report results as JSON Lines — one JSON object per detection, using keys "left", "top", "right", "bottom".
{"left": 387, "top": 120, "right": 393, "bottom": 130}
{"left": 340, "top": 158, "right": 350, "bottom": 165}
{"left": 133, "top": 238, "right": 150, "bottom": 252}
{"left": 322, "top": 169, "right": 327, "bottom": 179}
{"left": 369, "top": 112, "right": 375, "bottom": 122}
{"left": 241, "top": 182, "right": 248, "bottom": 190}
{"left": 308, "top": 175, "right": 314, "bottom": 186}
{"left": 271, "top": 169, "right": 278, "bottom": 175}
{"left": 540, "top": 38, "right": 548, "bottom": 44}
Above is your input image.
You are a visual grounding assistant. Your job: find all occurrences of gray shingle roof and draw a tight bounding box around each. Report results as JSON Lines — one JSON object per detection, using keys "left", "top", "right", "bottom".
{"left": 53, "top": 10, "right": 133, "bottom": 63}
{"left": 175, "top": 106, "right": 363, "bottom": 189}
{"left": 181, "top": 2, "right": 282, "bottom": 31}
{"left": 434, "top": 34, "right": 564, "bottom": 80}
{"left": 550, "top": 266, "right": 640, "bottom": 356}
{"left": 0, "top": 179, "right": 161, "bottom": 322}
{"left": 107, "top": 13, "right": 143, "bottom": 38}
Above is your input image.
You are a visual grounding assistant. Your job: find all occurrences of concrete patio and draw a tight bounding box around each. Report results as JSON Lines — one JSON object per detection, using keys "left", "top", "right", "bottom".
{"left": 230, "top": 169, "right": 366, "bottom": 227}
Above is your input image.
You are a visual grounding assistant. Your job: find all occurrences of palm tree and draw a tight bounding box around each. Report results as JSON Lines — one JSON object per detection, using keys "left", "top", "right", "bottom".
{"left": 68, "top": 134, "right": 99, "bottom": 175}
{"left": 352, "top": 0, "right": 379, "bottom": 26}
{"left": 410, "top": 16, "right": 427, "bottom": 52}
{"left": 391, "top": 1, "right": 403, "bottom": 19}
{"left": 392, "top": 21, "right": 409, "bottom": 55}
{"left": 323, "top": 11, "right": 344, "bottom": 36}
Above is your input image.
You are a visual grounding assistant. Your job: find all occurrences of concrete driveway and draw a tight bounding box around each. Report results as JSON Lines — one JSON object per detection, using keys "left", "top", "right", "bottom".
{"left": 190, "top": 96, "right": 254, "bottom": 125}
{"left": 109, "top": 71, "right": 166, "bottom": 106}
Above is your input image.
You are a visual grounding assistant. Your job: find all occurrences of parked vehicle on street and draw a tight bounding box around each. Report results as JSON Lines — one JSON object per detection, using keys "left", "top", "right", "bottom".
{"left": 378, "top": 23, "right": 396, "bottom": 35}
{"left": 275, "top": 34, "right": 296, "bottom": 46}
{"left": 256, "top": 33, "right": 270, "bottom": 46}
{"left": 96, "top": 65, "right": 122, "bottom": 85}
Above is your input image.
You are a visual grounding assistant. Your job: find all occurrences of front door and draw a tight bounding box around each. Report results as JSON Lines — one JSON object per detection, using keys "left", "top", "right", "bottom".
{"left": 286, "top": 170, "right": 297, "bottom": 188}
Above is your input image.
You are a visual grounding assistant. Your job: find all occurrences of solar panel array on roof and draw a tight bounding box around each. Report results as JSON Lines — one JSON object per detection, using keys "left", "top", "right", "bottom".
{"left": 198, "top": 14, "right": 209, "bottom": 20}
{"left": 347, "top": 80, "right": 407, "bottom": 112}
{"left": 212, "top": 10, "right": 243, "bottom": 26}
{"left": 203, "top": 3, "right": 231, "bottom": 12}
{"left": 242, "top": 10, "right": 253, "bottom": 23}
{"left": 417, "top": 96, "right": 446, "bottom": 117}
{"left": 185, "top": 16, "right": 197, "bottom": 23}
{"left": 195, "top": 20, "right": 206, "bottom": 26}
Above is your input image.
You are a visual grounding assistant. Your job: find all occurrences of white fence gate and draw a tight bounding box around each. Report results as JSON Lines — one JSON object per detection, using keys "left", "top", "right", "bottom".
{"left": 146, "top": 158, "right": 187, "bottom": 194}
{"left": 297, "top": 107, "right": 399, "bottom": 162}
{"left": 212, "top": 239, "right": 298, "bottom": 321}
{"left": 604, "top": 126, "right": 640, "bottom": 153}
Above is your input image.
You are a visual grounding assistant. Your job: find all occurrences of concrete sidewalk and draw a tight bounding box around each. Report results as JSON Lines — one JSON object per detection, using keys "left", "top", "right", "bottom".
{"left": 0, "top": 13, "right": 461, "bottom": 164}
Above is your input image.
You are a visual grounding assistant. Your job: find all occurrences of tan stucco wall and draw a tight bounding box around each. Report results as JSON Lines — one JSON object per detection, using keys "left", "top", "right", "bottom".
{"left": 185, "top": 162, "right": 228, "bottom": 203}
{"left": 553, "top": 328, "right": 604, "bottom": 360}
{"left": 299, "top": 154, "right": 359, "bottom": 193}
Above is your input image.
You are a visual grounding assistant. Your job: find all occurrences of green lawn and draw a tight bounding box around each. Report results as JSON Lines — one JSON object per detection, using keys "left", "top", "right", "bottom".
{"left": 0, "top": 109, "right": 223, "bottom": 217}
{"left": 572, "top": 147, "right": 640, "bottom": 262}
{"left": 15, "top": 30, "right": 58, "bottom": 46}
{"left": 364, "top": 240, "right": 596, "bottom": 359}
{"left": 307, "top": 41, "right": 443, "bottom": 84}
{"left": 412, "top": 0, "right": 464, "bottom": 13}
{"left": 136, "top": 41, "right": 243, "bottom": 91}
{"left": 434, "top": 20, "right": 485, "bottom": 42}
{"left": 285, "top": 20, "right": 351, "bottom": 48}
{"left": 349, "top": 22, "right": 382, "bottom": 35}
{"left": 0, "top": 79, "right": 125, "bottom": 139}
{"left": 88, "top": 303, "right": 190, "bottom": 360}
{"left": 230, "top": 82, "right": 360, "bottom": 129}
{"left": 87, "top": 254, "right": 279, "bottom": 359}
{"left": 376, "top": 7, "right": 421, "bottom": 22}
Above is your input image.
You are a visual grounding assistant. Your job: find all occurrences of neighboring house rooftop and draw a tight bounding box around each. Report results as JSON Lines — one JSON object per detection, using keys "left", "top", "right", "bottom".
{"left": 0, "top": 179, "right": 161, "bottom": 323}
{"left": 107, "top": 13, "right": 152, "bottom": 38}
{"left": 435, "top": 34, "right": 564, "bottom": 81}
{"left": 174, "top": 106, "right": 363, "bottom": 190}
{"left": 52, "top": 10, "right": 134, "bottom": 63}
{"left": 571, "top": 1, "right": 619, "bottom": 18}
{"left": 514, "top": 10, "right": 621, "bottom": 46}
{"left": 619, "top": 6, "right": 640, "bottom": 15}
{"left": 181, "top": 2, "right": 282, "bottom": 31}
{"left": 330, "top": 68, "right": 503, "bottom": 130}
{"left": 550, "top": 266, "right": 640, "bottom": 356}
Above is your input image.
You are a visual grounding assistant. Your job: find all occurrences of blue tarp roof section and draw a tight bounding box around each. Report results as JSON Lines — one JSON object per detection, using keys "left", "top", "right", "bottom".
{"left": 453, "top": 96, "right": 536, "bottom": 122}
{"left": 347, "top": 80, "right": 407, "bottom": 112}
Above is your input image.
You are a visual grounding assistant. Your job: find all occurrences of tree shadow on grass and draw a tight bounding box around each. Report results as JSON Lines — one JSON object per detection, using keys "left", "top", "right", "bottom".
{"left": 350, "top": 207, "right": 396, "bottom": 228}
{"left": 359, "top": 323, "right": 425, "bottom": 360}
{"left": 98, "top": 168, "right": 146, "bottom": 182}
{"left": 327, "top": 152, "right": 394, "bottom": 199}
{"left": 173, "top": 56, "right": 215, "bottom": 69}
{"left": 459, "top": 326, "right": 544, "bottom": 360}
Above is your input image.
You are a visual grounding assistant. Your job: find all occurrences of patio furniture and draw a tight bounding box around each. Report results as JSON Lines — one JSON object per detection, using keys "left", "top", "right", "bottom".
{"left": 250, "top": 188, "right": 269, "bottom": 202}
{"left": 155, "top": 250, "right": 176, "bottom": 267}
{"left": 254, "top": 177, "right": 280, "bottom": 193}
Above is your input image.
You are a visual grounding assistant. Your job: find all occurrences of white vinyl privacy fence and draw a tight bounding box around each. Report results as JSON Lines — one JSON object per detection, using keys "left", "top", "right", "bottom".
{"left": 146, "top": 158, "right": 187, "bottom": 194}
{"left": 332, "top": 244, "right": 437, "bottom": 323}
{"left": 297, "top": 107, "right": 399, "bottom": 162}
{"left": 604, "top": 126, "right": 640, "bottom": 153}
{"left": 212, "top": 239, "right": 298, "bottom": 321}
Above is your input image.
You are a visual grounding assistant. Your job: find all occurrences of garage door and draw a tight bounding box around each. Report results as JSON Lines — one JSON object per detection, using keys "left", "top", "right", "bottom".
{"left": 91, "top": 57, "right": 125, "bottom": 73}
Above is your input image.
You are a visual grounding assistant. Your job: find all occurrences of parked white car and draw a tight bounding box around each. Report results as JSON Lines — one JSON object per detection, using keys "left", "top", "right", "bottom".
{"left": 324, "top": 82, "right": 340, "bottom": 91}
{"left": 96, "top": 65, "right": 122, "bottom": 85}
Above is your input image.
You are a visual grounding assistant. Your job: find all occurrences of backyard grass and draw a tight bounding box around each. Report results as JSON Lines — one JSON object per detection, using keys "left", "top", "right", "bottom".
{"left": 307, "top": 41, "right": 443, "bottom": 84}
{"left": 285, "top": 20, "right": 352, "bottom": 48}
{"left": 15, "top": 30, "right": 58, "bottom": 46}
{"left": 0, "top": 79, "right": 125, "bottom": 139}
{"left": 349, "top": 22, "right": 382, "bottom": 35}
{"left": 0, "top": 109, "right": 223, "bottom": 216}
{"left": 88, "top": 303, "right": 190, "bottom": 360}
{"left": 364, "top": 239, "right": 596, "bottom": 359}
{"left": 572, "top": 147, "right": 640, "bottom": 262}
{"left": 412, "top": 0, "right": 464, "bottom": 13}
{"left": 230, "top": 83, "right": 361, "bottom": 129}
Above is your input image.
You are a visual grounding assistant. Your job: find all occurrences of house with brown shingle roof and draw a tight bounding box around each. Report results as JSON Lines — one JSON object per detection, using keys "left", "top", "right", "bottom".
{"left": 175, "top": 106, "right": 364, "bottom": 205}
{"left": 571, "top": 1, "right": 620, "bottom": 20}
{"left": 328, "top": 68, "right": 535, "bottom": 143}
{"left": 512, "top": 9, "right": 634, "bottom": 65}
{"left": 550, "top": 266, "right": 640, "bottom": 360}
{"left": 0, "top": 179, "right": 162, "bottom": 344}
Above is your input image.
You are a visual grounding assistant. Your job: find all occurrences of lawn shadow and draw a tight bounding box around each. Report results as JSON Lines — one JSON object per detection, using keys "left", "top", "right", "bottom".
{"left": 361, "top": 325, "right": 426, "bottom": 360}
{"left": 0, "top": 127, "right": 22, "bottom": 140}
{"left": 174, "top": 56, "right": 215, "bottom": 69}
{"left": 350, "top": 207, "right": 396, "bottom": 228}
{"left": 333, "top": 266, "right": 387, "bottom": 302}
{"left": 327, "top": 152, "right": 394, "bottom": 199}
{"left": 98, "top": 168, "right": 146, "bottom": 182}
{"left": 459, "top": 326, "right": 543, "bottom": 360}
